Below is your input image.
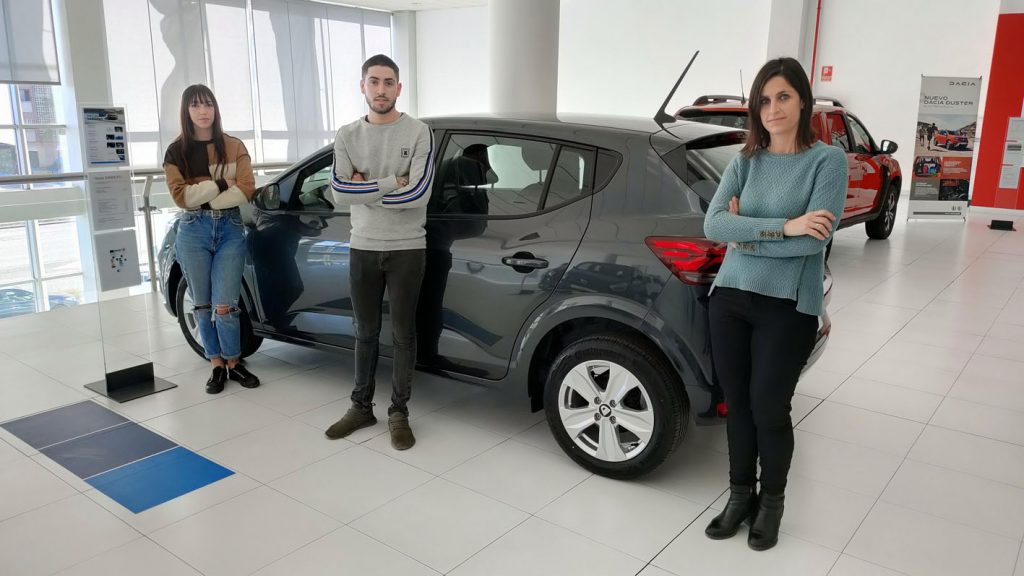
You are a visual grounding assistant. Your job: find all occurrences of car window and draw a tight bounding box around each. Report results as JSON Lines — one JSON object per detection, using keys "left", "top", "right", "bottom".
{"left": 291, "top": 155, "right": 335, "bottom": 211}
{"left": 432, "top": 134, "right": 556, "bottom": 217}
{"left": 545, "top": 147, "right": 594, "bottom": 209}
{"left": 687, "top": 114, "right": 749, "bottom": 129}
{"left": 659, "top": 134, "right": 745, "bottom": 202}
{"left": 826, "top": 113, "right": 850, "bottom": 152}
{"left": 847, "top": 115, "right": 874, "bottom": 154}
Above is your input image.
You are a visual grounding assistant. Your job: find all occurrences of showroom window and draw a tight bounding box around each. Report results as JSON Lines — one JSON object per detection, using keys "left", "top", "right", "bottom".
{"left": 102, "top": 0, "right": 393, "bottom": 167}
{"left": 0, "top": 84, "right": 69, "bottom": 178}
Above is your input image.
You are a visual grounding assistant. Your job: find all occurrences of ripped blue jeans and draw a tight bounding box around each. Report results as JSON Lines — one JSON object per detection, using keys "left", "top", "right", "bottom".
{"left": 175, "top": 207, "right": 246, "bottom": 361}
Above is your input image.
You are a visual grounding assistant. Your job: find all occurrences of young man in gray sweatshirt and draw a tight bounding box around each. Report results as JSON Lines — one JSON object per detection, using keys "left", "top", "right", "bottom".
{"left": 325, "top": 54, "right": 434, "bottom": 450}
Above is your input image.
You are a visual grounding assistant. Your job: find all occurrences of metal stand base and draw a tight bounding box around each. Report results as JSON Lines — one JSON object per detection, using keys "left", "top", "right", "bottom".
{"left": 84, "top": 362, "right": 177, "bottom": 403}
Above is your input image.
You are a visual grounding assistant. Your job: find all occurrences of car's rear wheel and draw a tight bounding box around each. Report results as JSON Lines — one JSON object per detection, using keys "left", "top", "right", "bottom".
{"left": 866, "top": 183, "right": 900, "bottom": 240}
{"left": 175, "top": 277, "right": 262, "bottom": 360}
{"left": 544, "top": 333, "right": 687, "bottom": 479}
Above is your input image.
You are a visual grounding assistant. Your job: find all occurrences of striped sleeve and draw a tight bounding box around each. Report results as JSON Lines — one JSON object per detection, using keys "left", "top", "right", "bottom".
{"left": 379, "top": 125, "right": 434, "bottom": 209}
{"left": 329, "top": 131, "right": 397, "bottom": 206}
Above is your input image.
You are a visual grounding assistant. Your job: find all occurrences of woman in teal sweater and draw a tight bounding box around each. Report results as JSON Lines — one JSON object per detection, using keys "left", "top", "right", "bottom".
{"left": 702, "top": 57, "right": 847, "bottom": 551}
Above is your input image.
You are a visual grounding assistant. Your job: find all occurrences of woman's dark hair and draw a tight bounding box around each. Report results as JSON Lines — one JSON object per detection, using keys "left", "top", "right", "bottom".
{"left": 741, "top": 57, "right": 815, "bottom": 157}
{"left": 176, "top": 84, "right": 226, "bottom": 178}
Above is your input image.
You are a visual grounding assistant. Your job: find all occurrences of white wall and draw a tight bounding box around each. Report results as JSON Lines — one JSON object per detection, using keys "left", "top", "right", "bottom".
{"left": 415, "top": 1, "right": 771, "bottom": 118}
{"left": 415, "top": 6, "right": 490, "bottom": 116}
{"left": 813, "top": 0, "right": 1000, "bottom": 186}
{"left": 557, "top": 0, "right": 771, "bottom": 117}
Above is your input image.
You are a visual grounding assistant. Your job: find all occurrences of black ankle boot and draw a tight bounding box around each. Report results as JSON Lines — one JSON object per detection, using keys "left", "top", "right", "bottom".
{"left": 705, "top": 484, "right": 757, "bottom": 540}
{"left": 748, "top": 492, "right": 784, "bottom": 551}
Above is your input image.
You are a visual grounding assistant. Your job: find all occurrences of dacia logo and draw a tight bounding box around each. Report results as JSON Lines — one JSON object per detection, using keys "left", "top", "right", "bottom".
{"left": 949, "top": 81, "right": 977, "bottom": 86}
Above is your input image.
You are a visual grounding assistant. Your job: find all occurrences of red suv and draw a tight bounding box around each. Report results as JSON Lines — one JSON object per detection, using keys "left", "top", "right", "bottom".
{"left": 933, "top": 129, "right": 969, "bottom": 151}
{"left": 677, "top": 95, "right": 902, "bottom": 241}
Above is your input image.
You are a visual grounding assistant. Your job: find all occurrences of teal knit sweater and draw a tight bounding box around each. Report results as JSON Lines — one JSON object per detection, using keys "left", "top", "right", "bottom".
{"left": 703, "top": 141, "right": 848, "bottom": 316}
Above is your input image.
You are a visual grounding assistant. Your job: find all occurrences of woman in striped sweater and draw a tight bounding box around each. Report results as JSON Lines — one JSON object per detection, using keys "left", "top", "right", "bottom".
{"left": 163, "top": 84, "right": 261, "bottom": 394}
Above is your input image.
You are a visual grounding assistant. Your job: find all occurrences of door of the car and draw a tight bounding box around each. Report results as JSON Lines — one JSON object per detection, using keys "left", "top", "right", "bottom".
{"left": 248, "top": 151, "right": 358, "bottom": 349}
{"left": 824, "top": 112, "right": 872, "bottom": 217}
{"left": 420, "top": 130, "right": 594, "bottom": 379}
{"left": 846, "top": 113, "right": 886, "bottom": 212}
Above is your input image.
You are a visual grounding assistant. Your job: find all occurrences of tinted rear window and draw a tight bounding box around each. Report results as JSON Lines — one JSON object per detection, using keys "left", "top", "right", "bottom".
{"left": 681, "top": 113, "right": 748, "bottom": 130}
{"left": 658, "top": 136, "right": 744, "bottom": 202}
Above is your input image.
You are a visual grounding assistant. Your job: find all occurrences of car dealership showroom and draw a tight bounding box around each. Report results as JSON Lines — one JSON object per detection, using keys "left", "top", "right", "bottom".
{"left": 3, "top": 0, "right": 1024, "bottom": 574}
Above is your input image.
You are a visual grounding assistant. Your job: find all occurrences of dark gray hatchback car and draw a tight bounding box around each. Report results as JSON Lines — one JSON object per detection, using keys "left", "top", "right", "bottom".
{"left": 158, "top": 114, "right": 831, "bottom": 478}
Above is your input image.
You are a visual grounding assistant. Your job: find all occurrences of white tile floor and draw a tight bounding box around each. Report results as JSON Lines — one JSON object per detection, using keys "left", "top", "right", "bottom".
{"left": 4, "top": 208, "right": 1024, "bottom": 575}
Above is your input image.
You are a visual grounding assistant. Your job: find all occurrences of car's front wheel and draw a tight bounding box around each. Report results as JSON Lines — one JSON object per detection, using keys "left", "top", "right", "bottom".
{"left": 544, "top": 333, "right": 687, "bottom": 479}
{"left": 175, "top": 277, "right": 262, "bottom": 360}
{"left": 866, "top": 183, "right": 900, "bottom": 240}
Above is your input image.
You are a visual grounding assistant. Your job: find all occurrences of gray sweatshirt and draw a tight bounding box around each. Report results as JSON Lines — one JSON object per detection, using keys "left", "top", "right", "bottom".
{"left": 330, "top": 113, "right": 434, "bottom": 251}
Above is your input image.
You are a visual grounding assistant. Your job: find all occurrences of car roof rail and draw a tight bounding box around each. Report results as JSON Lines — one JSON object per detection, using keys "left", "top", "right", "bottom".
{"left": 692, "top": 95, "right": 744, "bottom": 106}
{"left": 814, "top": 96, "right": 844, "bottom": 108}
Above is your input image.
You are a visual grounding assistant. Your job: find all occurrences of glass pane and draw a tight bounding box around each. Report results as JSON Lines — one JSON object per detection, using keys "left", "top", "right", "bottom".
{"left": 104, "top": 0, "right": 160, "bottom": 163}
{"left": 0, "top": 128, "right": 20, "bottom": 177}
{"left": 206, "top": 0, "right": 255, "bottom": 143}
{"left": 253, "top": 0, "right": 297, "bottom": 162}
{"left": 0, "top": 88, "right": 14, "bottom": 125}
{"left": 149, "top": 0, "right": 206, "bottom": 155}
{"left": 43, "top": 276, "right": 84, "bottom": 310}
{"left": 827, "top": 114, "right": 849, "bottom": 152}
{"left": 0, "top": 283, "right": 39, "bottom": 319}
{"left": 17, "top": 84, "right": 64, "bottom": 124}
{"left": 328, "top": 7, "right": 365, "bottom": 125}
{"left": 363, "top": 12, "right": 391, "bottom": 57}
{"left": 6, "top": 0, "right": 60, "bottom": 84}
{"left": 293, "top": 160, "right": 334, "bottom": 210}
{"left": 36, "top": 217, "right": 83, "bottom": 277}
{"left": 24, "top": 127, "right": 69, "bottom": 174}
{"left": 546, "top": 147, "right": 592, "bottom": 208}
{"left": 0, "top": 222, "right": 32, "bottom": 284}
{"left": 435, "top": 134, "right": 552, "bottom": 217}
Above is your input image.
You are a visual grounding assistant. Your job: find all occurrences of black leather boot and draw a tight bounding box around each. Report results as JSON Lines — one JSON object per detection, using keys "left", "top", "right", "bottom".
{"left": 705, "top": 484, "right": 757, "bottom": 540}
{"left": 748, "top": 492, "right": 784, "bottom": 551}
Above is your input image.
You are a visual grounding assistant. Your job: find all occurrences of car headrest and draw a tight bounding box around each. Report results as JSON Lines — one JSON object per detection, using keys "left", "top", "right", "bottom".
{"left": 521, "top": 144, "right": 552, "bottom": 171}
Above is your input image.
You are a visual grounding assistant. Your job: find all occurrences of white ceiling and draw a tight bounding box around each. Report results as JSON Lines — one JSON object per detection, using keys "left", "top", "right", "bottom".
{"left": 318, "top": 0, "right": 486, "bottom": 12}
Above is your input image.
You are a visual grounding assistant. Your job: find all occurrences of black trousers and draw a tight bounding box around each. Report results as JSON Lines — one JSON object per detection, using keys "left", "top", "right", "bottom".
{"left": 708, "top": 287, "right": 818, "bottom": 494}
{"left": 349, "top": 248, "right": 426, "bottom": 415}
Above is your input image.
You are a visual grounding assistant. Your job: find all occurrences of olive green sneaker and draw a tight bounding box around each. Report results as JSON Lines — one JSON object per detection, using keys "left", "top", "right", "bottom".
{"left": 325, "top": 406, "right": 377, "bottom": 439}
{"left": 388, "top": 412, "right": 415, "bottom": 450}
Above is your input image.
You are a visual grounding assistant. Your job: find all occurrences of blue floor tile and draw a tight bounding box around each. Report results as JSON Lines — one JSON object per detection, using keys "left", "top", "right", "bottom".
{"left": 87, "top": 446, "right": 234, "bottom": 513}
{"left": 41, "top": 422, "right": 177, "bottom": 479}
{"left": 1, "top": 401, "right": 129, "bottom": 450}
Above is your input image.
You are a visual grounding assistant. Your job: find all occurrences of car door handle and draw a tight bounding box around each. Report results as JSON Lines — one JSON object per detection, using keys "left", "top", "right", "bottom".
{"left": 502, "top": 255, "right": 548, "bottom": 270}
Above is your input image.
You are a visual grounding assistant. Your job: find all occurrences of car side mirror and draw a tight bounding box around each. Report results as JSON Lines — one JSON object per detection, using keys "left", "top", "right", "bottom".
{"left": 254, "top": 183, "right": 281, "bottom": 211}
{"left": 879, "top": 140, "right": 898, "bottom": 155}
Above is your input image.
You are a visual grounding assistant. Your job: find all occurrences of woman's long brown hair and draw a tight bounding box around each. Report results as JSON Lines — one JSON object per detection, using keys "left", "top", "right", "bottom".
{"left": 741, "top": 57, "right": 816, "bottom": 157}
{"left": 176, "top": 84, "right": 226, "bottom": 179}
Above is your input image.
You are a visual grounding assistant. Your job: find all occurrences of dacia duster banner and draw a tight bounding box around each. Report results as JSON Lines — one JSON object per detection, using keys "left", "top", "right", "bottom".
{"left": 909, "top": 76, "right": 982, "bottom": 220}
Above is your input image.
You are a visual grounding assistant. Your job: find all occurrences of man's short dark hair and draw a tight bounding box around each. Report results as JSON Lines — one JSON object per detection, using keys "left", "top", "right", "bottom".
{"left": 362, "top": 54, "right": 399, "bottom": 81}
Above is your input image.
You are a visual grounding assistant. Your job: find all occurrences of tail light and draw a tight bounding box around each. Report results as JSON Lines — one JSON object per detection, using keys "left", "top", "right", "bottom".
{"left": 645, "top": 237, "right": 726, "bottom": 285}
